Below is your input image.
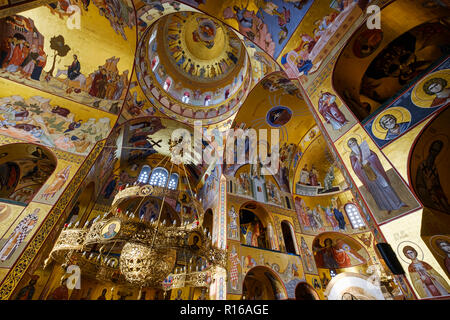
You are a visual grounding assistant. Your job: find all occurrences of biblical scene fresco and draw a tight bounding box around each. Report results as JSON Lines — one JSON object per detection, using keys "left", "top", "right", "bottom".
{"left": 0, "top": 79, "right": 114, "bottom": 156}
{"left": 294, "top": 191, "right": 364, "bottom": 235}
{"left": 240, "top": 245, "right": 304, "bottom": 299}
{"left": 312, "top": 232, "right": 370, "bottom": 270}
{"left": 335, "top": 126, "right": 421, "bottom": 224}
{"left": 278, "top": 0, "right": 371, "bottom": 80}
{"left": 294, "top": 134, "right": 346, "bottom": 196}
{"left": 0, "top": 4, "right": 135, "bottom": 114}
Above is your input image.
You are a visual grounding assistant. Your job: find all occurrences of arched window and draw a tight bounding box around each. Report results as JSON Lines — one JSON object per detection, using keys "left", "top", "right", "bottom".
{"left": 281, "top": 221, "right": 298, "bottom": 255}
{"left": 344, "top": 203, "right": 365, "bottom": 229}
{"left": 285, "top": 196, "right": 291, "bottom": 209}
{"left": 149, "top": 167, "right": 168, "bottom": 187}
{"left": 168, "top": 173, "right": 179, "bottom": 190}
{"left": 137, "top": 165, "right": 151, "bottom": 184}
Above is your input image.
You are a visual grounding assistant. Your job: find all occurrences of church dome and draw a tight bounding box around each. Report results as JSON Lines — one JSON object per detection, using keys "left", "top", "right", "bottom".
{"left": 136, "top": 12, "right": 251, "bottom": 125}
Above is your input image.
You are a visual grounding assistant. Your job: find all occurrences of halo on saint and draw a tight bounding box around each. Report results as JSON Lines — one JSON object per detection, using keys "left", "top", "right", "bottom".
{"left": 429, "top": 235, "right": 450, "bottom": 259}
{"left": 101, "top": 219, "right": 121, "bottom": 240}
{"left": 397, "top": 240, "right": 424, "bottom": 264}
{"left": 411, "top": 69, "right": 450, "bottom": 108}
{"left": 343, "top": 133, "right": 363, "bottom": 154}
{"left": 372, "top": 106, "right": 411, "bottom": 140}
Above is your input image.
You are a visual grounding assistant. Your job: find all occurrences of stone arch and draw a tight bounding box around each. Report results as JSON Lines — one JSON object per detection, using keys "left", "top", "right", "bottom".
{"left": 0, "top": 143, "right": 57, "bottom": 205}
{"left": 242, "top": 266, "right": 287, "bottom": 300}
{"left": 295, "top": 281, "right": 320, "bottom": 300}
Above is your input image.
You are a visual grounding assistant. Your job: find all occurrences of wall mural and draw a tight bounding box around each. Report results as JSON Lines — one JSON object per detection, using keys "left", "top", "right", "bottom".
{"left": 397, "top": 240, "right": 450, "bottom": 298}
{"left": 47, "top": 0, "right": 136, "bottom": 41}
{"left": 0, "top": 144, "right": 56, "bottom": 204}
{"left": 312, "top": 232, "right": 369, "bottom": 270}
{"left": 0, "top": 6, "right": 135, "bottom": 114}
{"left": 0, "top": 201, "right": 52, "bottom": 268}
{"left": 278, "top": 0, "right": 370, "bottom": 79}
{"left": 335, "top": 126, "right": 421, "bottom": 224}
{"left": 0, "top": 80, "right": 114, "bottom": 156}
{"left": 34, "top": 158, "right": 79, "bottom": 205}
{"left": 364, "top": 57, "right": 450, "bottom": 149}
{"left": 360, "top": 21, "right": 450, "bottom": 109}
{"left": 410, "top": 106, "right": 450, "bottom": 214}
{"left": 294, "top": 191, "right": 359, "bottom": 235}
{"left": 0, "top": 202, "right": 24, "bottom": 239}
{"left": 298, "top": 235, "right": 317, "bottom": 274}
{"left": 429, "top": 235, "right": 450, "bottom": 278}
{"left": 295, "top": 47, "right": 358, "bottom": 142}
{"left": 219, "top": 0, "right": 314, "bottom": 58}
{"left": 294, "top": 134, "right": 345, "bottom": 196}
{"left": 240, "top": 244, "right": 303, "bottom": 299}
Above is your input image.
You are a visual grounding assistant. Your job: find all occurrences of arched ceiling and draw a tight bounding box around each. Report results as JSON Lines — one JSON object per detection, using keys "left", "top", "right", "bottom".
{"left": 0, "top": 0, "right": 368, "bottom": 188}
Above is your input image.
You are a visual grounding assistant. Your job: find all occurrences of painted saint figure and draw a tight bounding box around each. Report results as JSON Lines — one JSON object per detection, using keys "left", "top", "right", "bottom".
{"left": 0, "top": 209, "right": 39, "bottom": 262}
{"left": 415, "top": 140, "right": 450, "bottom": 214}
{"left": 40, "top": 165, "right": 71, "bottom": 200}
{"left": 318, "top": 93, "right": 348, "bottom": 130}
{"left": 403, "top": 246, "right": 450, "bottom": 298}
{"left": 378, "top": 114, "right": 410, "bottom": 140}
{"left": 347, "top": 138, "right": 406, "bottom": 214}
{"left": 299, "top": 164, "right": 309, "bottom": 185}
{"left": 422, "top": 77, "right": 450, "bottom": 108}
{"left": 435, "top": 239, "right": 450, "bottom": 275}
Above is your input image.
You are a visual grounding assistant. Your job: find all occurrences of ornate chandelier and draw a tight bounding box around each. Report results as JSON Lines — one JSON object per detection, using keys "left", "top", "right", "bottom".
{"left": 47, "top": 181, "right": 226, "bottom": 290}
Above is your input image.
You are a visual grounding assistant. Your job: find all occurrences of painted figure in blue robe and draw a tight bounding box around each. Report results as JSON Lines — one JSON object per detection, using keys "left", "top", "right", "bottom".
{"left": 67, "top": 55, "right": 81, "bottom": 80}
{"left": 104, "top": 176, "right": 117, "bottom": 199}
{"left": 333, "top": 206, "right": 346, "bottom": 230}
{"left": 378, "top": 113, "right": 410, "bottom": 140}
{"left": 296, "top": 58, "right": 313, "bottom": 75}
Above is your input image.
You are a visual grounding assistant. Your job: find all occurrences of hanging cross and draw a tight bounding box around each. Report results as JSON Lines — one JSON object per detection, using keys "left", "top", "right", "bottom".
{"left": 146, "top": 137, "right": 162, "bottom": 148}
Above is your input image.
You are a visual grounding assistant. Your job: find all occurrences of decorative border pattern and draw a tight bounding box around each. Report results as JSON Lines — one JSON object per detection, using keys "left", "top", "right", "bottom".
{"left": 0, "top": 140, "right": 105, "bottom": 299}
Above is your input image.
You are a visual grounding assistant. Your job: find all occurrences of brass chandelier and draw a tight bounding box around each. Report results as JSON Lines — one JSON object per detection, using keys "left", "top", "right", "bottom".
{"left": 46, "top": 158, "right": 226, "bottom": 291}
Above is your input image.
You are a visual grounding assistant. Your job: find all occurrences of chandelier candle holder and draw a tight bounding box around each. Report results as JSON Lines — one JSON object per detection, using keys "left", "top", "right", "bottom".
{"left": 47, "top": 184, "right": 226, "bottom": 290}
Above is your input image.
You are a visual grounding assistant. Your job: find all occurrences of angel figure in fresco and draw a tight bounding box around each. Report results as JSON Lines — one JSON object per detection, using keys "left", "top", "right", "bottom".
{"left": 313, "top": 238, "right": 339, "bottom": 269}
{"left": 347, "top": 138, "right": 407, "bottom": 214}
{"left": 0, "top": 208, "right": 39, "bottom": 262}
{"left": 318, "top": 92, "right": 348, "bottom": 131}
{"left": 333, "top": 239, "right": 366, "bottom": 268}
{"left": 40, "top": 165, "right": 71, "bottom": 200}
{"left": 403, "top": 246, "right": 450, "bottom": 298}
